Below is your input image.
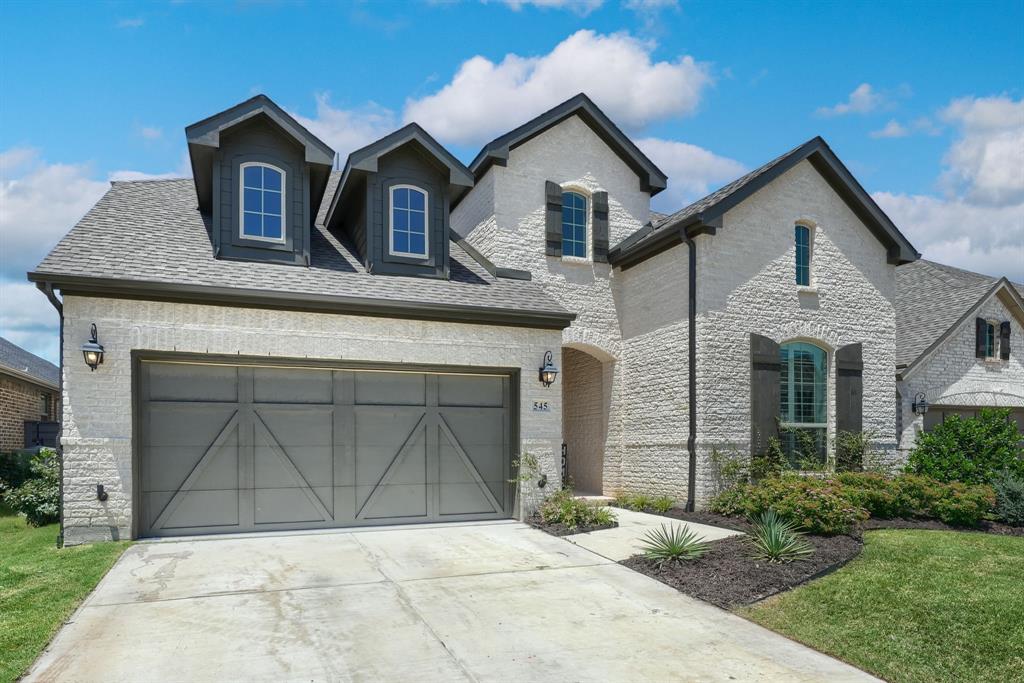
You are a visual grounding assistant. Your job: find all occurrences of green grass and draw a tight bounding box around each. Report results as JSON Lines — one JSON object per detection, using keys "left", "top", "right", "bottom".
{"left": 0, "top": 514, "right": 128, "bottom": 682}
{"left": 744, "top": 530, "right": 1024, "bottom": 683}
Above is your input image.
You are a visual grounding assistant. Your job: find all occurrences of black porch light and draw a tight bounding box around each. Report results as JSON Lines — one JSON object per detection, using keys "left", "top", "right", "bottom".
{"left": 912, "top": 392, "right": 929, "bottom": 415}
{"left": 81, "top": 323, "right": 104, "bottom": 371}
{"left": 539, "top": 350, "right": 559, "bottom": 388}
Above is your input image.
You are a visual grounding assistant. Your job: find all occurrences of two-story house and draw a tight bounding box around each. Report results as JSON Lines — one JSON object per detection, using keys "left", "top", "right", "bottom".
{"left": 31, "top": 93, "right": 921, "bottom": 545}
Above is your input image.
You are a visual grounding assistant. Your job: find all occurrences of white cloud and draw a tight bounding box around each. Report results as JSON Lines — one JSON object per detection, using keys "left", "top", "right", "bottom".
{"left": 0, "top": 280, "right": 60, "bottom": 365}
{"left": 939, "top": 95, "right": 1024, "bottom": 206}
{"left": 291, "top": 93, "right": 399, "bottom": 163}
{"left": 403, "top": 30, "right": 712, "bottom": 146}
{"left": 874, "top": 191, "right": 1024, "bottom": 282}
{"left": 635, "top": 137, "right": 746, "bottom": 213}
{"left": 490, "top": 0, "right": 603, "bottom": 14}
{"left": 870, "top": 120, "right": 909, "bottom": 139}
{"left": 816, "top": 83, "right": 884, "bottom": 117}
{"left": 624, "top": 0, "right": 678, "bottom": 7}
{"left": 140, "top": 126, "right": 163, "bottom": 140}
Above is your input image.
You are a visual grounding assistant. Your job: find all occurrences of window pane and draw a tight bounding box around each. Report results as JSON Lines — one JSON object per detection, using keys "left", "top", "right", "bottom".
{"left": 263, "top": 168, "right": 281, "bottom": 191}
{"left": 409, "top": 233, "right": 425, "bottom": 255}
{"left": 263, "top": 190, "right": 281, "bottom": 216}
{"left": 409, "top": 210, "right": 425, "bottom": 232}
{"left": 243, "top": 211, "right": 262, "bottom": 236}
{"left": 409, "top": 189, "right": 425, "bottom": 211}
{"left": 244, "top": 188, "right": 262, "bottom": 212}
{"left": 393, "top": 188, "right": 409, "bottom": 209}
{"left": 795, "top": 225, "right": 810, "bottom": 285}
{"left": 563, "top": 206, "right": 573, "bottom": 225}
{"left": 393, "top": 231, "right": 409, "bottom": 253}
{"left": 779, "top": 341, "right": 827, "bottom": 465}
{"left": 243, "top": 166, "right": 262, "bottom": 188}
{"left": 394, "top": 209, "right": 408, "bottom": 231}
{"left": 263, "top": 215, "right": 282, "bottom": 239}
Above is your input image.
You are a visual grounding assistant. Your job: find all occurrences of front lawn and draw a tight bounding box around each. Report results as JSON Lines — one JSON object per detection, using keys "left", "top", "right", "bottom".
{"left": 743, "top": 530, "right": 1024, "bottom": 683}
{"left": 0, "top": 514, "right": 128, "bottom": 683}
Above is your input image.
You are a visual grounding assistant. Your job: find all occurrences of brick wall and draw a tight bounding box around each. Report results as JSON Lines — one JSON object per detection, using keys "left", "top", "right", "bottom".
{"left": 60, "top": 295, "right": 563, "bottom": 545}
{"left": 1, "top": 373, "right": 57, "bottom": 451}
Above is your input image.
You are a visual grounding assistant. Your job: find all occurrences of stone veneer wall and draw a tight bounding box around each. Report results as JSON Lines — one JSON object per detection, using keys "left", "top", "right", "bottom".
{"left": 59, "top": 295, "right": 563, "bottom": 545}
{"left": 897, "top": 291, "right": 1024, "bottom": 455}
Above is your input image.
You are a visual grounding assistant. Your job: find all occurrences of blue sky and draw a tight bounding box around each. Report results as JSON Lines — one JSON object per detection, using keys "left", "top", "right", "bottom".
{"left": 2, "top": 0, "right": 1023, "bottom": 363}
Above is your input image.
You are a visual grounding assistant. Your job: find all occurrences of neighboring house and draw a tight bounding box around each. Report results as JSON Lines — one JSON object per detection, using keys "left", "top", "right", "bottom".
{"left": 895, "top": 259, "right": 1024, "bottom": 456}
{"left": 29, "top": 93, "right": 919, "bottom": 545}
{"left": 0, "top": 337, "right": 59, "bottom": 450}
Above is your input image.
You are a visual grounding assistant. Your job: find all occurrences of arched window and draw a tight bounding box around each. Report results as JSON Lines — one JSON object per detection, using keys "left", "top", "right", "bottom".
{"left": 390, "top": 185, "right": 428, "bottom": 257}
{"left": 562, "top": 191, "right": 587, "bottom": 258}
{"left": 240, "top": 162, "right": 285, "bottom": 242}
{"left": 779, "top": 341, "right": 827, "bottom": 465}
{"left": 795, "top": 224, "right": 811, "bottom": 286}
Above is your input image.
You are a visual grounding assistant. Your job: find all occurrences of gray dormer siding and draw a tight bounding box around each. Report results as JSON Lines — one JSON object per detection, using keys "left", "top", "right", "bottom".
{"left": 214, "top": 117, "right": 310, "bottom": 266}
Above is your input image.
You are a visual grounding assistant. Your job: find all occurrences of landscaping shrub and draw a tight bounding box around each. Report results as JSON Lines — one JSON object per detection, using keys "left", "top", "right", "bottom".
{"left": 3, "top": 450, "right": 60, "bottom": 526}
{"left": 711, "top": 475, "right": 868, "bottom": 535}
{"left": 639, "top": 524, "right": 710, "bottom": 565}
{"left": 907, "top": 408, "right": 1024, "bottom": 485}
{"left": 651, "top": 495, "right": 675, "bottom": 514}
{"left": 0, "top": 451, "right": 34, "bottom": 491}
{"left": 835, "top": 430, "right": 878, "bottom": 473}
{"left": 749, "top": 437, "right": 785, "bottom": 481}
{"left": 538, "top": 489, "right": 616, "bottom": 530}
{"left": 748, "top": 510, "right": 814, "bottom": 563}
{"left": 991, "top": 471, "right": 1024, "bottom": 526}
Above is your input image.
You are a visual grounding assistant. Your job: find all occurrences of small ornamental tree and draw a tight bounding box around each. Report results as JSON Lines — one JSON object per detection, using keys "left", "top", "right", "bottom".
{"left": 907, "top": 408, "right": 1024, "bottom": 485}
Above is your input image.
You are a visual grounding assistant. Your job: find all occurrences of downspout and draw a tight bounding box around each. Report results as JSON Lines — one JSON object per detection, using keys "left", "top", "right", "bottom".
{"left": 36, "top": 282, "right": 64, "bottom": 546}
{"left": 684, "top": 233, "right": 698, "bottom": 512}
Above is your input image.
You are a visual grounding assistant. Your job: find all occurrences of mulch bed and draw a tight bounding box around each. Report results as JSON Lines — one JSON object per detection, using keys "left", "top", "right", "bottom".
{"left": 526, "top": 514, "right": 618, "bottom": 537}
{"left": 621, "top": 533, "right": 863, "bottom": 609}
{"left": 862, "top": 517, "right": 1024, "bottom": 537}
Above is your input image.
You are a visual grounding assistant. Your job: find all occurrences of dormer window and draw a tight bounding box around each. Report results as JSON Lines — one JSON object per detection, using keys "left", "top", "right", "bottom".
{"left": 241, "top": 162, "right": 285, "bottom": 243}
{"left": 389, "top": 185, "right": 428, "bottom": 258}
{"left": 562, "top": 191, "right": 587, "bottom": 258}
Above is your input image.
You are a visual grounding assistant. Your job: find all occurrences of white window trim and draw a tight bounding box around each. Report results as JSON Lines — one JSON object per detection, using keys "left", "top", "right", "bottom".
{"left": 778, "top": 340, "right": 830, "bottom": 465}
{"left": 388, "top": 184, "right": 429, "bottom": 259}
{"left": 239, "top": 161, "right": 287, "bottom": 244}
{"left": 561, "top": 186, "right": 590, "bottom": 262}
{"left": 984, "top": 319, "right": 1000, "bottom": 361}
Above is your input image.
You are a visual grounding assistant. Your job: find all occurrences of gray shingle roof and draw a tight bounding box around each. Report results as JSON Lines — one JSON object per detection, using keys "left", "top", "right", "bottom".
{"left": 895, "top": 259, "right": 1015, "bottom": 368}
{"left": 32, "top": 175, "right": 571, "bottom": 326}
{"left": 0, "top": 337, "right": 59, "bottom": 388}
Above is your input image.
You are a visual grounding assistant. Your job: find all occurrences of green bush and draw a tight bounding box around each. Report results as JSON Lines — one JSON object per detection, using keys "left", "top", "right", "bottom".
{"left": 3, "top": 450, "right": 60, "bottom": 526}
{"left": 748, "top": 510, "right": 814, "bottom": 563}
{"left": 835, "top": 430, "right": 879, "bottom": 473}
{"left": 639, "top": 524, "right": 710, "bottom": 565}
{"left": 907, "top": 408, "right": 1023, "bottom": 485}
{"left": 538, "top": 489, "right": 616, "bottom": 531}
{"left": 710, "top": 475, "right": 868, "bottom": 535}
{"left": 991, "top": 471, "right": 1024, "bottom": 525}
{"left": 0, "top": 451, "right": 34, "bottom": 490}
{"left": 651, "top": 495, "right": 675, "bottom": 514}
{"left": 750, "top": 437, "right": 786, "bottom": 481}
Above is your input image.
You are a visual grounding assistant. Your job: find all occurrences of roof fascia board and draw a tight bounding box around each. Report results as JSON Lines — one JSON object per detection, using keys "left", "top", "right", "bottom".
{"left": 28, "top": 272, "right": 574, "bottom": 330}
{"left": 900, "top": 277, "right": 1018, "bottom": 380}
{"left": 0, "top": 366, "right": 59, "bottom": 392}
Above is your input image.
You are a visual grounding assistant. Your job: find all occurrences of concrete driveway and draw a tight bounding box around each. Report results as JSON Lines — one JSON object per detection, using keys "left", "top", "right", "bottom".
{"left": 26, "top": 522, "right": 876, "bottom": 682}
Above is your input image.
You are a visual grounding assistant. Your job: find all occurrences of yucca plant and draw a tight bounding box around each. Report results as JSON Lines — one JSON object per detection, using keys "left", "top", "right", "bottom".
{"left": 639, "top": 523, "right": 710, "bottom": 565}
{"left": 748, "top": 510, "right": 814, "bottom": 563}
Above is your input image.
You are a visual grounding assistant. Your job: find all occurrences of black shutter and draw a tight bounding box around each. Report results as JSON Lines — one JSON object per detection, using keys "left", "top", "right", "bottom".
{"left": 592, "top": 191, "right": 609, "bottom": 263}
{"left": 750, "top": 333, "right": 781, "bottom": 457}
{"left": 975, "top": 318, "right": 987, "bottom": 358}
{"left": 836, "top": 343, "right": 864, "bottom": 435}
{"left": 1000, "top": 321, "right": 1011, "bottom": 360}
{"left": 545, "top": 181, "right": 563, "bottom": 257}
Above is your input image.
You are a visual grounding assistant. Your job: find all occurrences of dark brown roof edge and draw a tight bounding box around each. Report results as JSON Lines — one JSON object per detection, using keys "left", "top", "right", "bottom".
{"left": 27, "top": 272, "right": 575, "bottom": 331}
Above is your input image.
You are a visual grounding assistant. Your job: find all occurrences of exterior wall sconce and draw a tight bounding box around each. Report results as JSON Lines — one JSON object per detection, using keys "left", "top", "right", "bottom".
{"left": 81, "top": 323, "right": 104, "bottom": 371}
{"left": 912, "top": 392, "right": 929, "bottom": 415}
{"left": 539, "top": 350, "right": 559, "bottom": 387}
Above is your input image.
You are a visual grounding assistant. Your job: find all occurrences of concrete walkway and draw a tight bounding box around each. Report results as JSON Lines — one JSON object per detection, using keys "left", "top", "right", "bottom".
{"left": 26, "top": 522, "right": 877, "bottom": 682}
{"left": 565, "top": 507, "right": 744, "bottom": 560}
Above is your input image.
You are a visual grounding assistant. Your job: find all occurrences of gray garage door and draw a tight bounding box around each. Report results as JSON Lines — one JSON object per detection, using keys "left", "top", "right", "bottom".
{"left": 139, "top": 360, "right": 513, "bottom": 538}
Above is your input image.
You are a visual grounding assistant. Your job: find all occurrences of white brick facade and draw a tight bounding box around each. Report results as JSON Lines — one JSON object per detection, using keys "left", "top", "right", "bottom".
{"left": 897, "top": 289, "right": 1024, "bottom": 455}
{"left": 59, "top": 295, "right": 562, "bottom": 545}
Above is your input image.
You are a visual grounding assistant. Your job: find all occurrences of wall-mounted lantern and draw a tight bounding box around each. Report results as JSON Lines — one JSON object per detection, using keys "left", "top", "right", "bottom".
{"left": 539, "top": 350, "right": 559, "bottom": 388}
{"left": 912, "top": 392, "right": 929, "bottom": 415}
{"left": 81, "top": 323, "right": 104, "bottom": 371}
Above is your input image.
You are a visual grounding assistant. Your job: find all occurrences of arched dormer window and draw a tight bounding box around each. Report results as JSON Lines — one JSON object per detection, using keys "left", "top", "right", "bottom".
{"left": 779, "top": 341, "right": 827, "bottom": 465}
{"left": 795, "top": 224, "right": 812, "bottom": 286}
{"left": 562, "top": 190, "right": 588, "bottom": 258}
{"left": 389, "top": 185, "right": 428, "bottom": 258}
{"left": 240, "top": 162, "right": 286, "bottom": 243}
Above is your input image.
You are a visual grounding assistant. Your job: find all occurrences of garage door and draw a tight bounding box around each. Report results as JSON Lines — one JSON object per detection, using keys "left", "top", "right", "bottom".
{"left": 138, "top": 360, "right": 513, "bottom": 538}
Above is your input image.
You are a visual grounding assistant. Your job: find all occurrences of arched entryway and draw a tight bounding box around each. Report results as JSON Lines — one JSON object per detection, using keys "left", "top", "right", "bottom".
{"left": 561, "top": 345, "right": 613, "bottom": 495}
